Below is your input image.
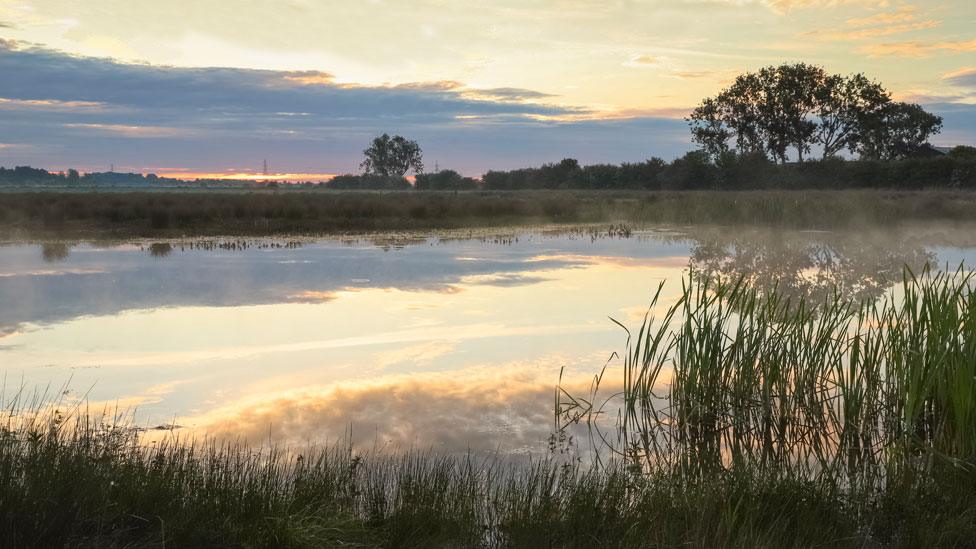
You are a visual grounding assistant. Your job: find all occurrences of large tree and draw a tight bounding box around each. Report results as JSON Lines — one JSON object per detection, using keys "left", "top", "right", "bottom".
{"left": 688, "top": 64, "right": 939, "bottom": 162}
{"left": 813, "top": 73, "right": 889, "bottom": 159}
{"left": 360, "top": 134, "right": 424, "bottom": 176}
{"left": 855, "top": 102, "right": 943, "bottom": 160}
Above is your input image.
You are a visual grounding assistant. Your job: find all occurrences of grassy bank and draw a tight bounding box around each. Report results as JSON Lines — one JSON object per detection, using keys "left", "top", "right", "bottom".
{"left": 3, "top": 270, "right": 975, "bottom": 547}
{"left": 4, "top": 189, "right": 976, "bottom": 240}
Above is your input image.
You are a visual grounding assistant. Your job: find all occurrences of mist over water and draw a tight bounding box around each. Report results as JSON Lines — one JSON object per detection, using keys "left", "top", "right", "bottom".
{"left": 2, "top": 223, "right": 975, "bottom": 454}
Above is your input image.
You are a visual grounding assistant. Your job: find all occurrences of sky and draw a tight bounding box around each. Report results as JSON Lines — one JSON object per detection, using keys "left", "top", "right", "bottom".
{"left": 0, "top": 0, "right": 975, "bottom": 178}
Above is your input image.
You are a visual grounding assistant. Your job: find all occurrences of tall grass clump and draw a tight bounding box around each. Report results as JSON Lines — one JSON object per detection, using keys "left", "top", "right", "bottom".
{"left": 560, "top": 266, "right": 976, "bottom": 545}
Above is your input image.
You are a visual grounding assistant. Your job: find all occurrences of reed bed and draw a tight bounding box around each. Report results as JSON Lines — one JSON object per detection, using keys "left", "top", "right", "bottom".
{"left": 560, "top": 266, "right": 976, "bottom": 546}
{"left": 1, "top": 270, "right": 975, "bottom": 546}
{"left": 5, "top": 189, "right": 976, "bottom": 240}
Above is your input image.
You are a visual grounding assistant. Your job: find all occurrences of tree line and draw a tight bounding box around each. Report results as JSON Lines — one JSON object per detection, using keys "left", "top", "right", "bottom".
{"left": 2, "top": 63, "right": 971, "bottom": 191}
{"left": 329, "top": 64, "right": 968, "bottom": 190}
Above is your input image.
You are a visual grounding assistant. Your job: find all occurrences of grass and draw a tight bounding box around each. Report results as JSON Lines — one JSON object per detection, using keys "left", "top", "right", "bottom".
{"left": 2, "top": 269, "right": 975, "bottom": 547}
{"left": 4, "top": 189, "right": 976, "bottom": 240}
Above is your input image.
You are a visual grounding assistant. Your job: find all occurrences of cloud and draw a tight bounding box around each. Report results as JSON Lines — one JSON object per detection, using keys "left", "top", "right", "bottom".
{"left": 461, "top": 87, "right": 556, "bottom": 101}
{"left": 801, "top": 6, "right": 940, "bottom": 42}
{"left": 459, "top": 273, "right": 553, "bottom": 287}
{"left": 803, "top": 20, "right": 940, "bottom": 42}
{"left": 281, "top": 71, "right": 336, "bottom": 86}
{"left": 845, "top": 7, "right": 919, "bottom": 27}
{"left": 0, "top": 267, "right": 107, "bottom": 278}
{"left": 0, "top": 97, "right": 109, "bottom": 111}
{"left": 394, "top": 80, "right": 465, "bottom": 92}
{"left": 0, "top": 40, "right": 690, "bottom": 173}
{"left": 763, "top": 0, "right": 866, "bottom": 11}
{"left": 860, "top": 39, "right": 976, "bottom": 58}
{"left": 599, "top": 107, "right": 692, "bottom": 120}
{"left": 62, "top": 123, "right": 189, "bottom": 138}
{"left": 668, "top": 70, "right": 719, "bottom": 79}
{"left": 944, "top": 67, "right": 976, "bottom": 89}
{"left": 372, "top": 340, "right": 457, "bottom": 369}
{"left": 708, "top": 0, "right": 872, "bottom": 13}
{"left": 624, "top": 54, "right": 661, "bottom": 68}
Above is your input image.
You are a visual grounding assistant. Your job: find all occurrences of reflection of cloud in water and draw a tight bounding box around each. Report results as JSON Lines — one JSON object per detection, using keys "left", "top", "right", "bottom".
{"left": 529, "top": 253, "right": 690, "bottom": 269}
{"left": 78, "top": 320, "right": 600, "bottom": 367}
{"left": 373, "top": 340, "right": 457, "bottom": 369}
{"left": 189, "top": 360, "right": 611, "bottom": 454}
{"left": 81, "top": 380, "right": 188, "bottom": 410}
{"left": 3, "top": 235, "right": 644, "bottom": 331}
{"left": 0, "top": 268, "right": 107, "bottom": 278}
{"left": 460, "top": 273, "right": 553, "bottom": 287}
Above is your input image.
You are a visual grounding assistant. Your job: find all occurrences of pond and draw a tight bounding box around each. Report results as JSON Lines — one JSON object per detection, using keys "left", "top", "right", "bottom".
{"left": 2, "top": 222, "right": 975, "bottom": 454}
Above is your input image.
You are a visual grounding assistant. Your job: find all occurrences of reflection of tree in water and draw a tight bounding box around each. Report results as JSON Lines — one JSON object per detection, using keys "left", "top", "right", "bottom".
{"left": 41, "top": 243, "right": 70, "bottom": 262}
{"left": 149, "top": 242, "right": 173, "bottom": 258}
{"left": 686, "top": 228, "right": 935, "bottom": 307}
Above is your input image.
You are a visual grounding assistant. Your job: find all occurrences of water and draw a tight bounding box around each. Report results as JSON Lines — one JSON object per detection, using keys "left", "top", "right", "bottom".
{"left": 2, "top": 223, "right": 975, "bottom": 454}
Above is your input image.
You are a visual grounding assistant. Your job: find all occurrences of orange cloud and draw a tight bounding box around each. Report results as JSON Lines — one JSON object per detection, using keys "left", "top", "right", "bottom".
{"left": 860, "top": 38, "right": 976, "bottom": 58}
{"left": 801, "top": 6, "right": 940, "bottom": 42}
{"left": 804, "top": 19, "right": 939, "bottom": 41}
{"left": 281, "top": 71, "right": 335, "bottom": 86}
{"left": 943, "top": 66, "right": 976, "bottom": 83}
{"left": 845, "top": 7, "right": 918, "bottom": 27}
{"left": 763, "top": 0, "right": 868, "bottom": 12}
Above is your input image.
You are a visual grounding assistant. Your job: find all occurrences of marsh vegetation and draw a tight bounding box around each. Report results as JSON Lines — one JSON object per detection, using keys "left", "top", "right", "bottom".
{"left": 5, "top": 189, "right": 976, "bottom": 240}
{"left": 2, "top": 268, "right": 975, "bottom": 547}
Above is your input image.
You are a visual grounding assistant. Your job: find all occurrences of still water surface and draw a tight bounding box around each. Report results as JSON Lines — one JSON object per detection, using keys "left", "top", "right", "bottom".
{"left": 2, "top": 224, "right": 975, "bottom": 453}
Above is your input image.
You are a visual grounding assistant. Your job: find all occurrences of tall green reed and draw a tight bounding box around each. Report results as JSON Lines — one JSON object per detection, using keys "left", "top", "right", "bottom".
{"left": 559, "top": 266, "right": 976, "bottom": 498}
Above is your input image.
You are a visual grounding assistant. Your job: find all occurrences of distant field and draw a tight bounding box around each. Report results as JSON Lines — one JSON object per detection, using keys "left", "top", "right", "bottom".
{"left": 2, "top": 189, "right": 976, "bottom": 240}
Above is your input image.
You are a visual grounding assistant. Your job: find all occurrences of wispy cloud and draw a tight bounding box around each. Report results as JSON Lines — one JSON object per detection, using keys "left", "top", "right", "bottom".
{"left": 944, "top": 67, "right": 976, "bottom": 89}
{"left": 0, "top": 97, "right": 109, "bottom": 110}
{"left": 845, "top": 7, "right": 919, "bottom": 27}
{"left": 63, "top": 123, "right": 189, "bottom": 138}
{"left": 860, "top": 39, "right": 976, "bottom": 58}
{"left": 803, "top": 20, "right": 940, "bottom": 41}
{"left": 623, "top": 54, "right": 661, "bottom": 68}
{"left": 372, "top": 340, "right": 457, "bottom": 369}
{"left": 801, "top": 6, "right": 940, "bottom": 42}
{"left": 715, "top": 0, "right": 873, "bottom": 14}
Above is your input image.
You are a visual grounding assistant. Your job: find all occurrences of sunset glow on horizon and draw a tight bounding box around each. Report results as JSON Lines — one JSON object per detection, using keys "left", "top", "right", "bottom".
{"left": 153, "top": 171, "right": 339, "bottom": 182}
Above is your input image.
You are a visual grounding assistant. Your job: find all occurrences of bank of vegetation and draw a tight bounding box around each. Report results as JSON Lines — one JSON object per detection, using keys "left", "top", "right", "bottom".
{"left": 2, "top": 269, "right": 974, "bottom": 547}
{"left": 4, "top": 188, "right": 976, "bottom": 239}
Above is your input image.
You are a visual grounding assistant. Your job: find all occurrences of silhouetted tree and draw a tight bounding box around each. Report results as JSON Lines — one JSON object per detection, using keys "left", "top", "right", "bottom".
{"left": 689, "top": 98, "right": 733, "bottom": 159}
{"left": 360, "top": 134, "right": 424, "bottom": 176}
{"left": 855, "top": 102, "right": 944, "bottom": 160}
{"left": 688, "top": 64, "right": 936, "bottom": 163}
{"left": 415, "top": 170, "right": 478, "bottom": 190}
{"left": 813, "top": 73, "right": 889, "bottom": 159}
{"left": 66, "top": 169, "right": 80, "bottom": 184}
